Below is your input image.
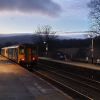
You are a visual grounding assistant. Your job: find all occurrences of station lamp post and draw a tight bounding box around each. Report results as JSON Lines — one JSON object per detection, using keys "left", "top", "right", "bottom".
{"left": 88, "top": 32, "right": 94, "bottom": 64}
{"left": 91, "top": 36, "right": 94, "bottom": 64}
{"left": 88, "top": 31, "right": 99, "bottom": 64}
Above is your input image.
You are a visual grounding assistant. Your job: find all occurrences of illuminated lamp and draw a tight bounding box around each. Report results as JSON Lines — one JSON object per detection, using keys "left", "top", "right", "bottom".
{"left": 32, "top": 57, "right": 35, "bottom": 61}
{"left": 21, "top": 58, "right": 25, "bottom": 61}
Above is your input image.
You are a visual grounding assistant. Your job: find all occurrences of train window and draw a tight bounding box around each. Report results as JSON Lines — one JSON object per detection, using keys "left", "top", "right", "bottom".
{"left": 32, "top": 49, "right": 37, "bottom": 55}
{"left": 19, "top": 48, "right": 25, "bottom": 54}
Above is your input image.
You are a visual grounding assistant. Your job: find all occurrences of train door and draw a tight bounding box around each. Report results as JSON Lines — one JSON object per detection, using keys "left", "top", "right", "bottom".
{"left": 14, "top": 48, "right": 18, "bottom": 62}
{"left": 25, "top": 47, "right": 31, "bottom": 62}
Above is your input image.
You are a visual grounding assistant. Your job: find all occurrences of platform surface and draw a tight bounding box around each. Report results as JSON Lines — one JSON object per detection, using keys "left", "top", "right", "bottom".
{"left": 39, "top": 57, "right": 100, "bottom": 71}
{"left": 0, "top": 56, "right": 72, "bottom": 100}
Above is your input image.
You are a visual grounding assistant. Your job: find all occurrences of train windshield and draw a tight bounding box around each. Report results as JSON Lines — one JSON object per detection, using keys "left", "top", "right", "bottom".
{"left": 19, "top": 47, "right": 25, "bottom": 54}
{"left": 32, "top": 49, "right": 37, "bottom": 55}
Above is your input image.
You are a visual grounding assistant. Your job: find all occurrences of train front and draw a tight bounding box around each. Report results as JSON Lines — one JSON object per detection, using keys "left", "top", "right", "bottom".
{"left": 19, "top": 45, "right": 38, "bottom": 67}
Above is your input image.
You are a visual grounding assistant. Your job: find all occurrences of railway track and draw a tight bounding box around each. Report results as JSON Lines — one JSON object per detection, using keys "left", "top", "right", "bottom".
{"left": 31, "top": 63, "right": 100, "bottom": 100}
{"left": 39, "top": 63, "right": 100, "bottom": 92}
{"left": 33, "top": 69, "right": 92, "bottom": 100}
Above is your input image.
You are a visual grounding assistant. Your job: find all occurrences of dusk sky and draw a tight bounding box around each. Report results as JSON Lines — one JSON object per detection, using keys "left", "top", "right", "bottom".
{"left": 0, "top": 0, "right": 90, "bottom": 34}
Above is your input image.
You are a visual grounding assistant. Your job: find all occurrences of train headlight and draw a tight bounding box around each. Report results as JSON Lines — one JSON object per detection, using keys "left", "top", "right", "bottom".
{"left": 21, "top": 58, "right": 25, "bottom": 61}
{"left": 32, "top": 57, "right": 35, "bottom": 61}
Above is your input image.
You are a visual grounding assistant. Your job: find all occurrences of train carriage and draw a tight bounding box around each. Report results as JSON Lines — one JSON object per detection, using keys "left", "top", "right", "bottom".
{"left": 1, "top": 44, "right": 38, "bottom": 67}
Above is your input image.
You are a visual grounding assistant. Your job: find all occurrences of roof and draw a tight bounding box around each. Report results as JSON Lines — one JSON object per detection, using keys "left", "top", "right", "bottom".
{"left": 1, "top": 43, "right": 36, "bottom": 49}
{"left": 1, "top": 45, "right": 19, "bottom": 49}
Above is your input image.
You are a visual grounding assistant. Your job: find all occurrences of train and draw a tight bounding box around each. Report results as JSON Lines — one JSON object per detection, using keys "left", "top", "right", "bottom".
{"left": 1, "top": 44, "right": 38, "bottom": 67}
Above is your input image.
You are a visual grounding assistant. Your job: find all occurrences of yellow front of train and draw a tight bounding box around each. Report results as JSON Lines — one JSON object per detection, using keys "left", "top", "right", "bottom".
{"left": 18, "top": 45, "right": 38, "bottom": 67}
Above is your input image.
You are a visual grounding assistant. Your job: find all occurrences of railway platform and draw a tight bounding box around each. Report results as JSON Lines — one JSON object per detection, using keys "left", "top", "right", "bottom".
{"left": 0, "top": 55, "right": 72, "bottom": 100}
{"left": 39, "top": 57, "right": 100, "bottom": 71}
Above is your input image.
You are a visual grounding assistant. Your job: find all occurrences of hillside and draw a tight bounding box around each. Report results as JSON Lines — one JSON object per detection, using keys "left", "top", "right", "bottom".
{"left": 0, "top": 33, "right": 100, "bottom": 48}
{"left": 0, "top": 34, "right": 39, "bottom": 47}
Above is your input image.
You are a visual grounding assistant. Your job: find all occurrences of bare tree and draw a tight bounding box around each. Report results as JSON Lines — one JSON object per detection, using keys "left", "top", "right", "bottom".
{"left": 36, "top": 25, "right": 56, "bottom": 43}
{"left": 88, "top": 0, "right": 100, "bottom": 34}
{"left": 36, "top": 25, "right": 57, "bottom": 56}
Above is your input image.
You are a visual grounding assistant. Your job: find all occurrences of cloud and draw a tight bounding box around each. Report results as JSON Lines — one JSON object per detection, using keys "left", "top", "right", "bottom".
{"left": 69, "top": 0, "right": 90, "bottom": 10}
{"left": 58, "top": 0, "right": 90, "bottom": 17}
{"left": 0, "top": 0, "right": 62, "bottom": 16}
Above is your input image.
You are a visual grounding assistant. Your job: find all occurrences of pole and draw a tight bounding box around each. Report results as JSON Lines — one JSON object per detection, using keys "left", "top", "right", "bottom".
{"left": 43, "top": 41, "right": 48, "bottom": 56}
{"left": 46, "top": 43, "right": 48, "bottom": 56}
{"left": 91, "top": 38, "right": 94, "bottom": 64}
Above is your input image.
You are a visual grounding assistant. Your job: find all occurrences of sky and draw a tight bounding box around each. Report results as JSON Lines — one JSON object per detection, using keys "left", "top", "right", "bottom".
{"left": 0, "top": 0, "right": 91, "bottom": 35}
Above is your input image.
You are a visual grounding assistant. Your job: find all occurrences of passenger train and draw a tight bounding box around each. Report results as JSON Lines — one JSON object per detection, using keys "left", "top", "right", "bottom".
{"left": 1, "top": 44, "right": 38, "bottom": 67}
